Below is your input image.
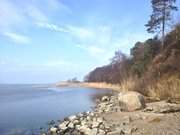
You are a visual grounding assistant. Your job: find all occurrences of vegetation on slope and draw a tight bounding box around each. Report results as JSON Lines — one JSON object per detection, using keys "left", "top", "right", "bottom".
{"left": 84, "top": 24, "right": 180, "bottom": 99}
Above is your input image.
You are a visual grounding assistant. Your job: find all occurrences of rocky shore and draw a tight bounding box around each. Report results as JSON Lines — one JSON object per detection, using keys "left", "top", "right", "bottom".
{"left": 44, "top": 91, "right": 180, "bottom": 135}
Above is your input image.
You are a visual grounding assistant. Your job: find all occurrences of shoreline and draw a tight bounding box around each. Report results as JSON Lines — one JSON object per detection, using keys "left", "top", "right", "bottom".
{"left": 45, "top": 91, "right": 180, "bottom": 135}
{"left": 55, "top": 82, "right": 161, "bottom": 103}
{"left": 55, "top": 82, "right": 121, "bottom": 91}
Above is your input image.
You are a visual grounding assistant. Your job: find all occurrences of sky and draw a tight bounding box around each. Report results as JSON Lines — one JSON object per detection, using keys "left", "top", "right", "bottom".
{"left": 0, "top": 0, "right": 180, "bottom": 84}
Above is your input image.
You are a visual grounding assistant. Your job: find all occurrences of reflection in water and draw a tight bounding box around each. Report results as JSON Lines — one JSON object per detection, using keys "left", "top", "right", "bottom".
{"left": 0, "top": 85, "right": 112, "bottom": 135}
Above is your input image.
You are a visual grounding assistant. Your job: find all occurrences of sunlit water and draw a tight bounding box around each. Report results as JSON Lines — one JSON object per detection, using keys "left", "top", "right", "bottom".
{"left": 0, "top": 84, "right": 112, "bottom": 135}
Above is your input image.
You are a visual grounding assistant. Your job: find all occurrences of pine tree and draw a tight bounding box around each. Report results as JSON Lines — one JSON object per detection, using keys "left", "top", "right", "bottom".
{"left": 145, "top": 0, "right": 178, "bottom": 48}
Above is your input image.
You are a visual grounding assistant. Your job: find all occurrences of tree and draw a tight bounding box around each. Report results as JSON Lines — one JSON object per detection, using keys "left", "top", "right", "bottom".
{"left": 145, "top": 0, "right": 178, "bottom": 47}
{"left": 130, "top": 38, "right": 161, "bottom": 76}
{"left": 110, "top": 50, "right": 127, "bottom": 64}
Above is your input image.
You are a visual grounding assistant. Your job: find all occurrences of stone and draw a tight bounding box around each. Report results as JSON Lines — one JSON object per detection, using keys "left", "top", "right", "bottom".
{"left": 99, "top": 124, "right": 105, "bottom": 130}
{"left": 75, "top": 124, "right": 81, "bottom": 130}
{"left": 118, "top": 91, "right": 145, "bottom": 111}
{"left": 77, "top": 113, "right": 84, "bottom": 117}
{"left": 90, "top": 112, "right": 95, "bottom": 117}
{"left": 68, "top": 115, "right": 77, "bottom": 121}
{"left": 79, "top": 125, "right": 92, "bottom": 135}
{"left": 92, "top": 128, "right": 98, "bottom": 135}
{"left": 58, "top": 121, "right": 69, "bottom": 130}
{"left": 86, "top": 116, "right": 91, "bottom": 121}
{"left": 98, "top": 129, "right": 106, "bottom": 135}
{"left": 144, "top": 101, "right": 180, "bottom": 113}
{"left": 107, "top": 131, "right": 122, "bottom": 135}
{"left": 81, "top": 120, "right": 87, "bottom": 126}
{"left": 68, "top": 122, "right": 74, "bottom": 128}
{"left": 97, "top": 117, "right": 103, "bottom": 123}
{"left": 50, "top": 127, "right": 57, "bottom": 133}
{"left": 73, "top": 120, "right": 80, "bottom": 125}
{"left": 102, "top": 96, "right": 109, "bottom": 102}
{"left": 92, "top": 121, "right": 100, "bottom": 128}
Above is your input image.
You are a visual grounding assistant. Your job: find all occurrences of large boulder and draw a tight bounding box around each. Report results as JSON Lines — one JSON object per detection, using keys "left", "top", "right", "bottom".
{"left": 118, "top": 91, "right": 145, "bottom": 111}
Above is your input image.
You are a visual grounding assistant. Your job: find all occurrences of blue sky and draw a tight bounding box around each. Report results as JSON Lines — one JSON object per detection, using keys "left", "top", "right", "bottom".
{"left": 0, "top": 0, "right": 180, "bottom": 84}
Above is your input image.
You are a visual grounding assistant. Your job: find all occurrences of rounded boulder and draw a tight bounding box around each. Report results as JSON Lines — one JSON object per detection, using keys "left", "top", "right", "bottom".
{"left": 118, "top": 91, "right": 145, "bottom": 111}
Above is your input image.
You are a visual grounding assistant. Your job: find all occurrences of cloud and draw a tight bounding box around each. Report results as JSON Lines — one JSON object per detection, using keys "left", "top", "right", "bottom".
{"left": 36, "top": 23, "right": 95, "bottom": 40}
{"left": 0, "top": 0, "right": 71, "bottom": 44}
{"left": 34, "top": 19, "right": 149, "bottom": 61}
{"left": 3, "top": 32, "right": 31, "bottom": 44}
{"left": 36, "top": 23, "right": 94, "bottom": 40}
{"left": 36, "top": 22, "right": 68, "bottom": 32}
{"left": 0, "top": 0, "right": 71, "bottom": 33}
{"left": 46, "top": 0, "right": 72, "bottom": 13}
{"left": 67, "top": 26, "right": 94, "bottom": 40}
{"left": 26, "top": 5, "right": 48, "bottom": 22}
{"left": 34, "top": 21, "right": 148, "bottom": 58}
{"left": 0, "top": 0, "right": 26, "bottom": 31}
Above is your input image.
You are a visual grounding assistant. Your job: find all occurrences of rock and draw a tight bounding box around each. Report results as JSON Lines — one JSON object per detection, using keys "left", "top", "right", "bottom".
{"left": 118, "top": 91, "right": 145, "bottom": 111}
{"left": 99, "top": 124, "right": 105, "bottom": 130}
{"left": 68, "top": 115, "right": 77, "bottom": 121}
{"left": 90, "top": 112, "right": 95, "bottom": 117}
{"left": 92, "top": 128, "right": 98, "bottom": 135}
{"left": 102, "top": 96, "right": 109, "bottom": 102}
{"left": 75, "top": 124, "right": 81, "bottom": 130}
{"left": 86, "top": 116, "right": 91, "bottom": 121}
{"left": 107, "top": 131, "right": 123, "bottom": 135}
{"left": 98, "top": 129, "right": 106, "bottom": 135}
{"left": 92, "top": 121, "right": 100, "bottom": 128}
{"left": 67, "top": 122, "right": 74, "bottom": 128}
{"left": 77, "top": 113, "right": 84, "bottom": 117}
{"left": 97, "top": 117, "right": 103, "bottom": 123}
{"left": 79, "top": 125, "right": 92, "bottom": 135}
{"left": 58, "top": 121, "right": 69, "bottom": 130}
{"left": 73, "top": 120, "right": 80, "bottom": 125}
{"left": 50, "top": 127, "right": 57, "bottom": 133}
{"left": 144, "top": 101, "right": 180, "bottom": 113}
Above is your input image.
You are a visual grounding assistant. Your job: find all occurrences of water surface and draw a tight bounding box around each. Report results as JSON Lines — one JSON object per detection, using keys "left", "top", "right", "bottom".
{"left": 0, "top": 84, "right": 112, "bottom": 135}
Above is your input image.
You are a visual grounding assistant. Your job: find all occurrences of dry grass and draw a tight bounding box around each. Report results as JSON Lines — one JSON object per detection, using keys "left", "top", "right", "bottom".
{"left": 80, "top": 82, "right": 121, "bottom": 91}
{"left": 57, "top": 74, "right": 180, "bottom": 101}
{"left": 118, "top": 76, "right": 138, "bottom": 92}
{"left": 147, "top": 75, "right": 180, "bottom": 99}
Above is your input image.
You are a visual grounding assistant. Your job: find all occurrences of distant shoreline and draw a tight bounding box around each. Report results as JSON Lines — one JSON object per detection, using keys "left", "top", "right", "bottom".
{"left": 55, "top": 82, "right": 121, "bottom": 91}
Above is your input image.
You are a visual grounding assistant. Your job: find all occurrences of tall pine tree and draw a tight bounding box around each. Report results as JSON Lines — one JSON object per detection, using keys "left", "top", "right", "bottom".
{"left": 145, "top": 0, "right": 178, "bottom": 47}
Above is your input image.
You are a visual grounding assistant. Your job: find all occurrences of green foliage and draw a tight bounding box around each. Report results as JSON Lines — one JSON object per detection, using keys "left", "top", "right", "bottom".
{"left": 130, "top": 38, "right": 161, "bottom": 76}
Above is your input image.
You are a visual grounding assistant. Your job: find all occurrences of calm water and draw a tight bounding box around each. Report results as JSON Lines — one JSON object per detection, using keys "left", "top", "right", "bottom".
{"left": 0, "top": 84, "right": 112, "bottom": 135}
